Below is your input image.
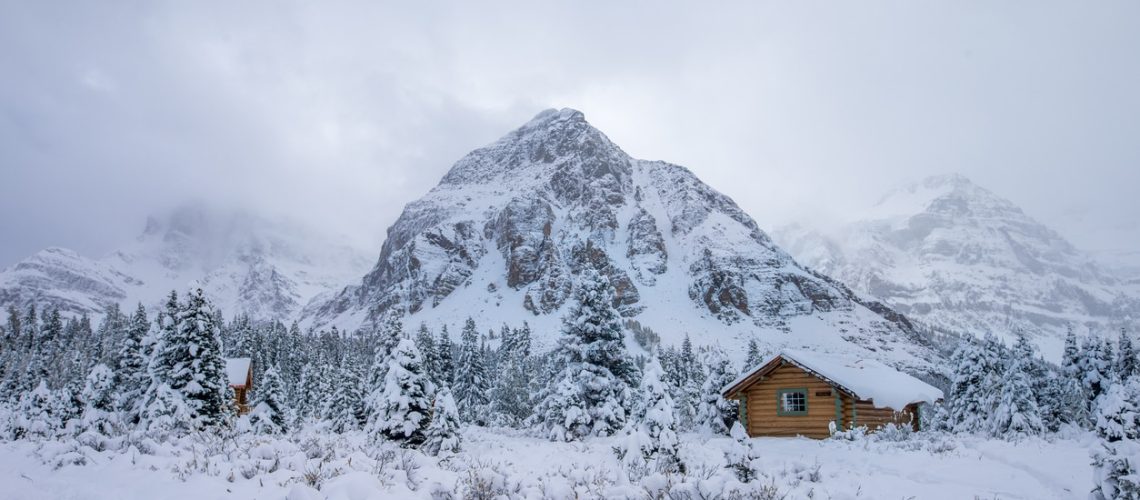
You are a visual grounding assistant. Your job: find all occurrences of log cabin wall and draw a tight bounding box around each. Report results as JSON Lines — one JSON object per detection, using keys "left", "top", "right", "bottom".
{"left": 743, "top": 362, "right": 845, "bottom": 439}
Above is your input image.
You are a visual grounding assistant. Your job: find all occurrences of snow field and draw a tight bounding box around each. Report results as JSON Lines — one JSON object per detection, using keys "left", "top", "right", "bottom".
{"left": 0, "top": 426, "right": 1095, "bottom": 500}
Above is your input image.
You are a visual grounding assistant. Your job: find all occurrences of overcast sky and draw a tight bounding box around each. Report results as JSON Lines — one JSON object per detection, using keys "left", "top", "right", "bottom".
{"left": 2, "top": 1, "right": 1138, "bottom": 268}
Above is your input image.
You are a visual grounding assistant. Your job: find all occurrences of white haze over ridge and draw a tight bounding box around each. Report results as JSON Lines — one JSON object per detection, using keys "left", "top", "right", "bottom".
{"left": 2, "top": 1, "right": 1138, "bottom": 268}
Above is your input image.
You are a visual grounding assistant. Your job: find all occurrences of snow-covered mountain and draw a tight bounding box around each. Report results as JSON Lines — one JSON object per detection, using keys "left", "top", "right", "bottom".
{"left": 0, "top": 204, "right": 372, "bottom": 320}
{"left": 304, "top": 108, "right": 940, "bottom": 371}
{"left": 774, "top": 174, "right": 1140, "bottom": 359}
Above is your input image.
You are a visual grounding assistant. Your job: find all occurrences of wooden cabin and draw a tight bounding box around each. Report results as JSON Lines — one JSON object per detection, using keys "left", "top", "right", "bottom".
{"left": 225, "top": 358, "right": 253, "bottom": 415}
{"left": 722, "top": 350, "right": 942, "bottom": 439}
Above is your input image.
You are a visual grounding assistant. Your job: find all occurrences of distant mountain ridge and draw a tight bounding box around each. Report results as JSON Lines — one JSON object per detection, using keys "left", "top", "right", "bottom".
{"left": 775, "top": 174, "right": 1140, "bottom": 359}
{"left": 0, "top": 204, "right": 372, "bottom": 320}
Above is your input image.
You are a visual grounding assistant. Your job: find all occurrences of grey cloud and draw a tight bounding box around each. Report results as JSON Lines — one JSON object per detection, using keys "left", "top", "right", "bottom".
{"left": 1, "top": 0, "right": 1137, "bottom": 266}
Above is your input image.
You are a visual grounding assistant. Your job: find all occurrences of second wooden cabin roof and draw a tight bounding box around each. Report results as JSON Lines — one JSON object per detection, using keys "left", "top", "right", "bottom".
{"left": 722, "top": 349, "right": 943, "bottom": 410}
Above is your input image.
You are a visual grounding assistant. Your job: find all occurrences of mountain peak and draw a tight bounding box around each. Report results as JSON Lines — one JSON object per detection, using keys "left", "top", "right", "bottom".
{"left": 438, "top": 107, "right": 630, "bottom": 189}
{"left": 867, "top": 173, "right": 1019, "bottom": 221}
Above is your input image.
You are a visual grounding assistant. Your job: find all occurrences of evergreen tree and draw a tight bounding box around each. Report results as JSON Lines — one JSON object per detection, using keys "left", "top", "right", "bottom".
{"left": 142, "top": 289, "right": 229, "bottom": 432}
{"left": 454, "top": 317, "right": 489, "bottom": 424}
{"left": 11, "top": 381, "right": 57, "bottom": 440}
{"left": 724, "top": 421, "right": 761, "bottom": 483}
{"left": 116, "top": 303, "right": 151, "bottom": 422}
{"left": 1117, "top": 330, "right": 1138, "bottom": 382}
{"left": 617, "top": 361, "right": 683, "bottom": 473}
{"left": 991, "top": 353, "right": 1044, "bottom": 439}
{"left": 744, "top": 338, "right": 763, "bottom": 373}
{"left": 436, "top": 325, "right": 455, "bottom": 387}
{"left": 1090, "top": 378, "right": 1140, "bottom": 499}
{"left": 1082, "top": 333, "right": 1116, "bottom": 413}
{"left": 697, "top": 349, "right": 738, "bottom": 435}
{"left": 489, "top": 323, "right": 533, "bottom": 427}
{"left": 531, "top": 270, "right": 637, "bottom": 441}
{"left": 422, "top": 387, "right": 462, "bottom": 457}
{"left": 329, "top": 365, "right": 366, "bottom": 433}
{"left": 250, "top": 366, "right": 289, "bottom": 435}
{"left": 1062, "top": 326, "right": 1081, "bottom": 379}
{"left": 414, "top": 323, "right": 438, "bottom": 384}
{"left": 176, "top": 288, "right": 230, "bottom": 429}
{"left": 948, "top": 339, "right": 996, "bottom": 433}
{"left": 76, "top": 364, "right": 118, "bottom": 448}
{"left": 367, "top": 338, "right": 434, "bottom": 445}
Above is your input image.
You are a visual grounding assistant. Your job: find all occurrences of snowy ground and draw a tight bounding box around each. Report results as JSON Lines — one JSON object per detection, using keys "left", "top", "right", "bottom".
{"left": 0, "top": 427, "right": 1095, "bottom": 499}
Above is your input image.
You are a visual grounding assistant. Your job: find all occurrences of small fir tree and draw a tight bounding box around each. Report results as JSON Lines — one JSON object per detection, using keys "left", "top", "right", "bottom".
{"left": 422, "top": 387, "right": 462, "bottom": 457}
{"left": 250, "top": 366, "right": 289, "bottom": 435}
{"left": 617, "top": 361, "right": 684, "bottom": 473}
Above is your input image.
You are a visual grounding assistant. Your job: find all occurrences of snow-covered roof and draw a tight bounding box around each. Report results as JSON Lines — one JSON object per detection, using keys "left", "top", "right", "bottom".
{"left": 225, "top": 358, "right": 252, "bottom": 387}
{"left": 723, "top": 349, "right": 942, "bottom": 410}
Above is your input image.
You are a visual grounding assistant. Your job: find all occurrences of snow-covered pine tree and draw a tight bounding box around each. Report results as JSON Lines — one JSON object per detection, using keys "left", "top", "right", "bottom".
{"left": 250, "top": 366, "right": 289, "bottom": 435}
{"left": 116, "top": 303, "right": 151, "bottom": 422}
{"left": 489, "top": 323, "right": 533, "bottom": 427}
{"left": 991, "top": 351, "right": 1044, "bottom": 439}
{"left": 76, "top": 363, "right": 117, "bottom": 449}
{"left": 422, "top": 387, "right": 462, "bottom": 457}
{"left": 11, "top": 380, "right": 58, "bottom": 440}
{"left": 414, "top": 323, "right": 438, "bottom": 384}
{"left": 617, "top": 361, "right": 683, "bottom": 473}
{"left": 675, "top": 335, "right": 701, "bottom": 431}
{"left": 454, "top": 317, "right": 489, "bottom": 424}
{"left": 744, "top": 338, "right": 763, "bottom": 373}
{"left": 948, "top": 339, "right": 995, "bottom": 433}
{"left": 436, "top": 325, "right": 455, "bottom": 387}
{"left": 175, "top": 288, "right": 230, "bottom": 429}
{"left": 1040, "top": 371, "right": 1086, "bottom": 432}
{"left": 1062, "top": 326, "right": 1081, "bottom": 379}
{"left": 1117, "top": 329, "right": 1138, "bottom": 382}
{"left": 1090, "top": 377, "right": 1140, "bottom": 499}
{"left": 329, "top": 365, "right": 366, "bottom": 433}
{"left": 724, "top": 421, "right": 761, "bottom": 483}
{"left": 1082, "top": 333, "right": 1116, "bottom": 413}
{"left": 367, "top": 337, "right": 434, "bottom": 445}
{"left": 138, "top": 290, "right": 182, "bottom": 432}
{"left": 531, "top": 269, "right": 637, "bottom": 441}
{"left": 143, "top": 289, "right": 229, "bottom": 433}
{"left": 697, "top": 349, "right": 738, "bottom": 435}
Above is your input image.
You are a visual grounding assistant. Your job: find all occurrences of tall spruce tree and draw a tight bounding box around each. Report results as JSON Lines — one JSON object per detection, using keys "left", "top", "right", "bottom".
{"left": 697, "top": 349, "right": 738, "bottom": 435}
{"left": 367, "top": 338, "right": 434, "bottom": 444}
{"left": 618, "top": 361, "right": 683, "bottom": 473}
{"left": 531, "top": 269, "right": 637, "bottom": 441}
{"left": 991, "top": 352, "right": 1044, "bottom": 439}
{"left": 489, "top": 324, "right": 533, "bottom": 426}
{"left": 454, "top": 317, "right": 489, "bottom": 424}
{"left": 1117, "top": 330, "right": 1137, "bottom": 382}
{"left": 436, "top": 325, "right": 455, "bottom": 387}
{"left": 250, "top": 366, "right": 289, "bottom": 435}
{"left": 116, "top": 303, "right": 151, "bottom": 421}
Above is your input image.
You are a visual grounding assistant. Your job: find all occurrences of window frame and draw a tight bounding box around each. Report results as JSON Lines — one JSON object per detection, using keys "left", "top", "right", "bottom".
{"left": 776, "top": 388, "right": 809, "bottom": 416}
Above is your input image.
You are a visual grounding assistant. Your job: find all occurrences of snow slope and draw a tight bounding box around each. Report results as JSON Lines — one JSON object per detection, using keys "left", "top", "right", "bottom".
{"left": 0, "top": 427, "right": 1096, "bottom": 500}
{"left": 0, "top": 203, "right": 372, "bottom": 321}
{"left": 775, "top": 174, "right": 1140, "bottom": 360}
{"left": 305, "top": 109, "right": 940, "bottom": 373}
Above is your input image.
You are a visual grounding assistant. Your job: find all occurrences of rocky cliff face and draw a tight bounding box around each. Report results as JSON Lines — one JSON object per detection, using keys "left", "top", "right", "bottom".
{"left": 305, "top": 109, "right": 938, "bottom": 370}
{"left": 775, "top": 174, "right": 1139, "bottom": 358}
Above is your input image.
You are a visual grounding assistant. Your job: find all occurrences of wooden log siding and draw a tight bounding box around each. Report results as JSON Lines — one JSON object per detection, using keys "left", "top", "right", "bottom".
{"left": 743, "top": 362, "right": 845, "bottom": 439}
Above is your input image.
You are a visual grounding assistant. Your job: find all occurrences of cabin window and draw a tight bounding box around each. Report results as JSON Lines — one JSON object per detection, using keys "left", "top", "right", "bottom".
{"left": 777, "top": 388, "right": 808, "bottom": 416}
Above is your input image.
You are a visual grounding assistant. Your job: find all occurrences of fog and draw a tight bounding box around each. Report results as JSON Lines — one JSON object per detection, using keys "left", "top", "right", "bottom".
{"left": 3, "top": 1, "right": 1138, "bottom": 267}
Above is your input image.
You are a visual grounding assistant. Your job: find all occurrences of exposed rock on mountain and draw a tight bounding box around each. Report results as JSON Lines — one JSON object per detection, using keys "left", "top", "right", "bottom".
{"left": 306, "top": 109, "right": 938, "bottom": 370}
{"left": 775, "top": 174, "right": 1140, "bottom": 358}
